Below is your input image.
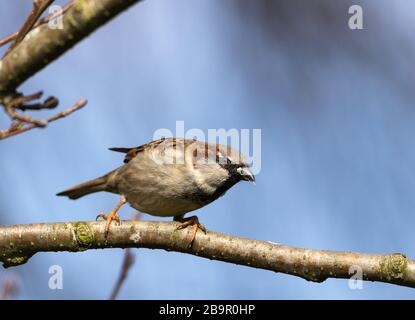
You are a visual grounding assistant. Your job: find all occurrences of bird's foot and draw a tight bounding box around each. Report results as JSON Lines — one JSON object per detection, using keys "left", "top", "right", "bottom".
{"left": 176, "top": 215, "right": 207, "bottom": 247}
{"left": 96, "top": 211, "right": 120, "bottom": 237}
{"left": 96, "top": 196, "right": 126, "bottom": 238}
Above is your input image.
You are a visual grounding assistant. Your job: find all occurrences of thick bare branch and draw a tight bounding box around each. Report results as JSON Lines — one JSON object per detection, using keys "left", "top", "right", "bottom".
{"left": 0, "top": 0, "right": 141, "bottom": 94}
{"left": 0, "top": 220, "right": 414, "bottom": 288}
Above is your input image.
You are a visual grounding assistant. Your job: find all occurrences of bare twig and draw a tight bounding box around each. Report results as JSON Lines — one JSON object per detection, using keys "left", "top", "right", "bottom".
{"left": 109, "top": 212, "right": 141, "bottom": 300}
{"left": 0, "top": 220, "right": 414, "bottom": 289}
{"left": 109, "top": 249, "right": 135, "bottom": 300}
{"left": 5, "top": 104, "right": 48, "bottom": 127}
{"left": 0, "top": 98, "right": 87, "bottom": 139}
{"left": 0, "top": 33, "right": 17, "bottom": 48}
{"left": 9, "top": 91, "right": 44, "bottom": 105}
{"left": 0, "top": 277, "right": 20, "bottom": 300}
{"left": 0, "top": 1, "right": 74, "bottom": 48}
{"left": 0, "top": 1, "right": 73, "bottom": 48}
{"left": 37, "top": 0, "right": 73, "bottom": 24}
{"left": 0, "top": 0, "right": 142, "bottom": 93}
{"left": 0, "top": 92, "right": 59, "bottom": 138}
{"left": 0, "top": 0, "right": 141, "bottom": 140}
{"left": 15, "top": 96, "right": 59, "bottom": 111}
{"left": 3, "top": 0, "right": 55, "bottom": 58}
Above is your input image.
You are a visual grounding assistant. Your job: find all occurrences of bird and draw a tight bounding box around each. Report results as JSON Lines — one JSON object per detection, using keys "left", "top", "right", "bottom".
{"left": 57, "top": 137, "right": 255, "bottom": 245}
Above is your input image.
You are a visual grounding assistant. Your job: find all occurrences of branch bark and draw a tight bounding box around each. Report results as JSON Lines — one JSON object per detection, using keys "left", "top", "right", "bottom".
{"left": 3, "top": 0, "right": 55, "bottom": 58}
{"left": 0, "top": 1, "right": 74, "bottom": 48}
{"left": 0, "top": 0, "right": 141, "bottom": 94}
{"left": 1, "top": 220, "right": 414, "bottom": 288}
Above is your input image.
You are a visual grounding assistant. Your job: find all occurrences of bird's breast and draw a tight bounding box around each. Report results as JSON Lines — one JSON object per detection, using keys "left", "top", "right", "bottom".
{"left": 114, "top": 158, "right": 205, "bottom": 217}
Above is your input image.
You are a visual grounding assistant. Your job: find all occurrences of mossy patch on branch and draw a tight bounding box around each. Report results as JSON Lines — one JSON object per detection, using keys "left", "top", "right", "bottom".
{"left": 1, "top": 254, "right": 33, "bottom": 268}
{"left": 74, "top": 222, "right": 95, "bottom": 249}
{"left": 379, "top": 253, "right": 407, "bottom": 281}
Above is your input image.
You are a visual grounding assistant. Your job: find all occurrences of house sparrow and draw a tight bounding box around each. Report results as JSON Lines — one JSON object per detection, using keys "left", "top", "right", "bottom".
{"left": 57, "top": 138, "right": 255, "bottom": 243}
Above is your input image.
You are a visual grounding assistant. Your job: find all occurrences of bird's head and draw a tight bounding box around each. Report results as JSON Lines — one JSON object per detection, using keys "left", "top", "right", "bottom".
{"left": 216, "top": 143, "right": 255, "bottom": 184}
{"left": 187, "top": 141, "right": 255, "bottom": 198}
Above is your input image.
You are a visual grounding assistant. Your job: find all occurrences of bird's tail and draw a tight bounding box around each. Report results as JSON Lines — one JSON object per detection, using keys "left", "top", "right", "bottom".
{"left": 56, "top": 170, "right": 117, "bottom": 200}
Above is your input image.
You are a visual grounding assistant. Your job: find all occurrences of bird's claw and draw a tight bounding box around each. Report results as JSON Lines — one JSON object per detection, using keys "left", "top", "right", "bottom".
{"left": 96, "top": 211, "right": 121, "bottom": 238}
{"left": 176, "top": 216, "right": 207, "bottom": 247}
{"left": 96, "top": 212, "right": 106, "bottom": 221}
{"left": 95, "top": 196, "right": 126, "bottom": 238}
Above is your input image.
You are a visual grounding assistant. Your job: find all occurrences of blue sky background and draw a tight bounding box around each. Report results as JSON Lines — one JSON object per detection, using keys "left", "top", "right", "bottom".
{"left": 1, "top": 0, "right": 415, "bottom": 299}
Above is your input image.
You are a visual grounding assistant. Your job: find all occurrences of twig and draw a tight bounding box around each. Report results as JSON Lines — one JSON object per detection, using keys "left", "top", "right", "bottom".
{"left": 46, "top": 99, "right": 86, "bottom": 122}
{"left": 0, "top": 0, "right": 143, "bottom": 93}
{"left": 14, "top": 96, "right": 59, "bottom": 111}
{"left": 0, "top": 98, "right": 87, "bottom": 139}
{"left": 37, "top": 0, "right": 73, "bottom": 24}
{"left": 0, "top": 33, "right": 17, "bottom": 48}
{"left": 3, "top": 0, "right": 55, "bottom": 58}
{"left": 0, "top": 277, "right": 20, "bottom": 300}
{"left": 0, "top": 220, "right": 414, "bottom": 289}
{"left": 5, "top": 104, "right": 48, "bottom": 127}
{"left": 0, "top": 92, "right": 59, "bottom": 138}
{"left": 109, "top": 212, "right": 141, "bottom": 300}
{"left": 0, "top": 1, "right": 142, "bottom": 140}
{"left": 9, "top": 91, "right": 43, "bottom": 105}
{"left": 0, "top": 1, "right": 74, "bottom": 48}
{"left": 109, "top": 249, "right": 135, "bottom": 300}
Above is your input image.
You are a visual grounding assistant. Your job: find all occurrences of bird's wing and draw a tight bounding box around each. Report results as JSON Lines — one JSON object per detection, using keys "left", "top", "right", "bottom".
{"left": 108, "top": 146, "right": 142, "bottom": 163}
{"left": 109, "top": 138, "right": 194, "bottom": 163}
{"left": 109, "top": 140, "right": 157, "bottom": 163}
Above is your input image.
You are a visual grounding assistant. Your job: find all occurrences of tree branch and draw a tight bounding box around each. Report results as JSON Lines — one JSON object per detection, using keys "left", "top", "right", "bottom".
{"left": 0, "top": 0, "right": 141, "bottom": 139}
{"left": 3, "top": 0, "right": 55, "bottom": 58}
{"left": 0, "top": 98, "right": 87, "bottom": 139}
{"left": 0, "top": 220, "right": 414, "bottom": 288}
{"left": 0, "top": 1, "right": 74, "bottom": 48}
{"left": 0, "top": 0, "right": 141, "bottom": 94}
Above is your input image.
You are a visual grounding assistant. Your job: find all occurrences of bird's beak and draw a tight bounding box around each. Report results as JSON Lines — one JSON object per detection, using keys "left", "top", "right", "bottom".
{"left": 237, "top": 167, "right": 256, "bottom": 184}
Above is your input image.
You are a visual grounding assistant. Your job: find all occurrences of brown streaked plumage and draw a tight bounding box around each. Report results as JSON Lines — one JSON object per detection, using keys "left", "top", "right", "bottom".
{"left": 57, "top": 138, "right": 255, "bottom": 243}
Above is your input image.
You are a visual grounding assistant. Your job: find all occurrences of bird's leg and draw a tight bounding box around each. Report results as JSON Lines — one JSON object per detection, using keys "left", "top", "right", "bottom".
{"left": 96, "top": 196, "right": 127, "bottom": 237}
{"left": 174, "top": 215, "right": 207, "bottom": 246}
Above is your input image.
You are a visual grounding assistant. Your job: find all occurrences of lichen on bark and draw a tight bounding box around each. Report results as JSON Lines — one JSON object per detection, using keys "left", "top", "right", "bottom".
{"left": 378, "top": 253, "right": 408, "bottom": 281}
{"left": 74, "top": 222, "right": 95, "bottom": 249}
